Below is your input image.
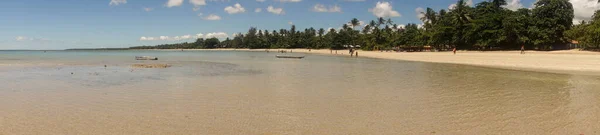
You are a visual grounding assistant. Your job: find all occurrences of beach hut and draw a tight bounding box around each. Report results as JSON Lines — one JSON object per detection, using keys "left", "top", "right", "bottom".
{"left": 569, "top": 40, "right": 580, "bottom": 49}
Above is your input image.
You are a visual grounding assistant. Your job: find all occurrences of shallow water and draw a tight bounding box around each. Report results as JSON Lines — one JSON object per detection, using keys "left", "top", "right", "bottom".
{"left": 0, "top": 50, "right": 599, "bottom": 134}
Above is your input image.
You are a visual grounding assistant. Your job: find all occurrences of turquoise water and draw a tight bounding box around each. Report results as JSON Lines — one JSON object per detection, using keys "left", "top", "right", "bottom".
{"left": 0, "top": 50, "right": 599, "bottom": 134}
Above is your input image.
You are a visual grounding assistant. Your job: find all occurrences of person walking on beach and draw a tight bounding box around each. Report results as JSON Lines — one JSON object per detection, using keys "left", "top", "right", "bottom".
{"left": 520, "top": 45, "right": 525, "bottom": 54}
{"left": 453, "top": 47, "right": 457, "bottom": 55}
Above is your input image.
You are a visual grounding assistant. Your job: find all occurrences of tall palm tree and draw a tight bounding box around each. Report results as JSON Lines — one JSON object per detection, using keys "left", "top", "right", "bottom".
{"left": 377, "top": 17, "right": 386, "bottom": 28}
{"left": 425, "top": 8, "right": 437, "bottom": 24}
{"left": 451, "top": 0, "right": 472, "bottom": 49}
{"left": 350, "top": 18, "right": 360, "bottom": 30}
{"left": 318, "top": 28, "right": 325, "bottom": 37}
{"left": 386, "top": 18, "right": 393, "bottom": 26}
{"left": 362, "top": 25, "right": 371, "bottom": 34}
{"left": 369, "top": 20, "right": 377, "bottom": 29}
{"left": 350, "top": 18, "right": 360, "bottom": 47}
{"left": 342, "top": 24, "right": 350, "bottom": 31}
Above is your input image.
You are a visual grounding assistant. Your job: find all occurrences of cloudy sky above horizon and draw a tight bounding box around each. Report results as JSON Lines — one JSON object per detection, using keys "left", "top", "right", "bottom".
{"left": 0, "top": 0, "right": 598, "bottom": 49}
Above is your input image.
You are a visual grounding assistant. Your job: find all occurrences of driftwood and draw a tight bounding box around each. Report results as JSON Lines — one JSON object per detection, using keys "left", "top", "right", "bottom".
{"left": 135, "top": 56, "right": 158, "bottom": 60}
{"left": 276, "top": 55, "right": 305, "bottom": 59}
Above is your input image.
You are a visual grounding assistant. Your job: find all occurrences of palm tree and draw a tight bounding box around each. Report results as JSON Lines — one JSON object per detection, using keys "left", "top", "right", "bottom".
{"left": 350, "top": 18, "right": 360, "bottom": 48}
{"left": 362, "top": 25, "right": 371, "bottom": 34}
{"left": 369, "top": 20, "right": 377, "bottom": 30}
{"left": 350, "top": 18, "right": 360, "bottom": 30}
{"left": 425, "top": 8, "right": 437, "bottom": 24}
{"left": 450, "top": 0, "right": 473, "bottom": 49}
{"left": 377, "top": 17, "right": 386, "bottom": 28}
{"left": 342, "top": 24, "right": 350, "bottom": 31}
{"left": 318, "top": 28, "right": 325, "bottom": 48}
{"left": 386, "top": 18, "right": 393, "bottom": 26}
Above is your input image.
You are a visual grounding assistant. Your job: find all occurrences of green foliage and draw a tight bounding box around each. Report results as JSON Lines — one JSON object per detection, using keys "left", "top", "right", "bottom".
{"left": 132, "top": 0, "right": 586, "bottom": 51}
{"left": 567, "top": 10, "right": 600, "bottom": 49}
{"left": 530, "top": 0, "right": 574, "bottom": 50}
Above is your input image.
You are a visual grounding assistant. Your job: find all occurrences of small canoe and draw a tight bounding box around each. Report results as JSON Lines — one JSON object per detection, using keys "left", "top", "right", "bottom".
{"left": 135, "top": 56, "right": 158, "bottom": 60}
{"left": 276, "top": 55, "right": 305, "bottom": 59}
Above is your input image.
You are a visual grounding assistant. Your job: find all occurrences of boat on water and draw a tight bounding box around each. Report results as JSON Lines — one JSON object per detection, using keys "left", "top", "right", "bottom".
{"left": 135, "top": 56, "right": 158, "bottom": 60}
{"left": 276, "top": 55, "right": 305, "bottom": 59}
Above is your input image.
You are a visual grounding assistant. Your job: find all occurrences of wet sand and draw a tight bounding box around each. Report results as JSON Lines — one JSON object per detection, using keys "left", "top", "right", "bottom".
{"left": 1, "top": 50, "right": 599, "bottom": 134}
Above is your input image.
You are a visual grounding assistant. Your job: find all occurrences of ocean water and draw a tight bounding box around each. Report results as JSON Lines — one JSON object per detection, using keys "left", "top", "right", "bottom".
{"left": 0, "top": 50, "right": 599, "bottom": 134}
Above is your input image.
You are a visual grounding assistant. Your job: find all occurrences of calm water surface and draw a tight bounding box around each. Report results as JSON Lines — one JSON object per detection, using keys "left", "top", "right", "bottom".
{"left": 0, "top": 50, "right": 599, "bottom": 134}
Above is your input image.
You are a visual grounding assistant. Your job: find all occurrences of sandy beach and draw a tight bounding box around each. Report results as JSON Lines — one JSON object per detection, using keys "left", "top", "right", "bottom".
{"left": 177, "top": 48, "right": 600, "bottom": 75}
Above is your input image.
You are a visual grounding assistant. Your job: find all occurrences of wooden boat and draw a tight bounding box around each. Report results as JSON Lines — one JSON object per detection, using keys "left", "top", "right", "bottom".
{"left": 276, "top": 55, "right": 305, "bottom": 59}
{"left": 135, "top": 56, "right": 158, "bottom": 60}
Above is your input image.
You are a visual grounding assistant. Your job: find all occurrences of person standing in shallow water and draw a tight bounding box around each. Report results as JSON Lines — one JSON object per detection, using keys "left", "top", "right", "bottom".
{"left": 521, "top": 45, "right": 525, "bottom": 54}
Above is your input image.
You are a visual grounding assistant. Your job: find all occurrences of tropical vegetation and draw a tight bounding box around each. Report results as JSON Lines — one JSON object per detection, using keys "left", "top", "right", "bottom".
{"left": 131, "top": 0, "right": 600, "bottom": 51}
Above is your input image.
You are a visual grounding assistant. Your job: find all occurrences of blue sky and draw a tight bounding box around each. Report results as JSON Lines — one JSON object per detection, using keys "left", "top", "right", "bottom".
{"left": 0, "top": 0, "right": 581, "bottom": 50}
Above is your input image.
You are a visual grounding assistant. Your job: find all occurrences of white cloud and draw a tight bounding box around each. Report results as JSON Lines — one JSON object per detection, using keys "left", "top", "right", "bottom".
{"left": 571, "top": 0, "right": 600, "bottom": 24}
{"left": 159, "top": 36, "right": 169, "bottom": 40}
{"left": 275, "top": 0, "right": 301, "bottom": 2}
{"left": 197, "top": 13, "right": 204, "bottom": 16}
{"left": 203, "top": 14, "right": 222, "bottom": 20}
{"left": 416, "top": 7, "right": 425, "bottom": 20}
{"left": 502, "top": 0, "right": 523, "bottom": 11}
{"left": 369, "top": 2, "right": 401, "bottom": 18}
{"left": 397, "top": 24, "right": 406, "bottom": 29}
{"left": 109, "top": 0, "right": 126, "bottom": 6}
{"left": 190, "top": 0, "right": 206, "bottom": 6}
{"left": 224, "top": 3, "right": 246, "bottom": 14}
{"left": 255, "top": 8, "right": 262, "bottom": 12}
{"left": 257, "top": 0, "right": 266, "bottom": 2}
{"left": 343, "top": 0, "right": 365, "bottom": 1}
{"left": 312, "top": 4, "right": 342, "bottom": 13}
{"left": 288, "top": 21, "right": 293, "bottom": 25}
{"left": 15, "top": 36, "right": 33, "bottom": 41}
{"left": 166, "top": 0, "right": 184, "bottom": 8}
{"left": 144, "top": 8, "right": 154, "bottom": 12}
{"left": 267, "top": 6, "right": 285, "bottom": 15}
{"left": 139, "top": 37, "right": 155, "bottom": 41}
{"left": 140, "top": 34, "right": 216, "bottom": 41}
{"left": 449, "top": 4, "right": 456, "bottom": 10}
{"left": 204, "top": 32, "right": 229, "bottom": 38}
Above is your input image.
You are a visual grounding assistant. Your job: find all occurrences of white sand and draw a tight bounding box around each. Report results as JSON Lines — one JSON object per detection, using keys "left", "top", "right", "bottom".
{"left": 189, "top": 48, "right": 600, "bottom": 74}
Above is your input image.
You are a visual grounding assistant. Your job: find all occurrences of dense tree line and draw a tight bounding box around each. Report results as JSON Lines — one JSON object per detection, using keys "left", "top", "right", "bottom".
{"left": 566, "top": 10, "right": 600, "bottom": 50}
{"left": 133, "top": 0, "right": 600, "bottom": 51}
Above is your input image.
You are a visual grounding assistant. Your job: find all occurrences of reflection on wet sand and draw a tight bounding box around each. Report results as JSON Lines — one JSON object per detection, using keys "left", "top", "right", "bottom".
{"left": 0, "top": 51, "right": 599, "bottom": 134}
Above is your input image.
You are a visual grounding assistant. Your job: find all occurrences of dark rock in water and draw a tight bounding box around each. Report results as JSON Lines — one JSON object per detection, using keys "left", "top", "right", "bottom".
{"left": 135, "top": 56, "right": 158, "bottom": 60}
